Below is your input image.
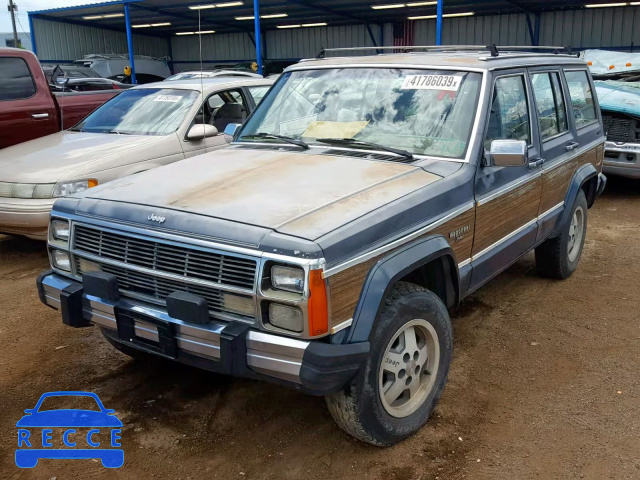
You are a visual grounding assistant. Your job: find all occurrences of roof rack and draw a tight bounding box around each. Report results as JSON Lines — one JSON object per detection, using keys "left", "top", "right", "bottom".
{"left": 315, "top": 45, "right": 576, "bottom": 59}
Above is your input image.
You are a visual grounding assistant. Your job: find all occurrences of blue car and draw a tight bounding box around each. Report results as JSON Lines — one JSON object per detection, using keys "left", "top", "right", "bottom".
{"left": 15, "top": 391, "right": 123, "bottom": 468}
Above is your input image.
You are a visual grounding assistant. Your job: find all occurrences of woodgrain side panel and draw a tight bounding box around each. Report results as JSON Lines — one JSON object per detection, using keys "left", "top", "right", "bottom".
{"left": 328, "top": 208, "right": 476, "bottom": 324}
{"left": 473, "top": 177, "right": 542, "bottom": 255}
{"left": 539, "top": 158, "right": 577, "bottom": 214}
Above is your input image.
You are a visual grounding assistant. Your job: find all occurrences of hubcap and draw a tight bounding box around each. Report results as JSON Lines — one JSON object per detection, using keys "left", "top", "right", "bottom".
{"left": 567, "top": 205, "right": 585, "bottom": 263}
{"left": 378, "top": 319, "right": 440, "bottom": 418}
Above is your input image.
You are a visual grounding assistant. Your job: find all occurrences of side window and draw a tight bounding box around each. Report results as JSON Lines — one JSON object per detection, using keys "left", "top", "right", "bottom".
{"left": 485, "top": 75, "right": 531, "bottom": 148}
{"left": 531, "top": 72, "right": 569, "bottom": 140}
{"left": 249, "top": 86, "right": 270, "bottom": 105}
{"left": 198, "top": 89, "right": 249, "bottom": 131}
{"left": 564, "top": 70, "right": 598, "bottom": 129}
{"left": 0, "top": 57, "right": 36, "bottom": 101}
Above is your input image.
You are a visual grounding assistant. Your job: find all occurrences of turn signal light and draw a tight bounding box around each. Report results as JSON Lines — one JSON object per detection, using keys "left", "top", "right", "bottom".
{"left": 88, "top": 179, "right": 99, "bottom": 188}
{"left": 307, "top": 270, "right": 328, "bottom": 337}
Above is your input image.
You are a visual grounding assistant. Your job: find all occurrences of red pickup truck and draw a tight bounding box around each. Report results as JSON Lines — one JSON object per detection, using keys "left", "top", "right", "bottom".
{"left": 0, "top": 48, "right": 120, "bottom": 149}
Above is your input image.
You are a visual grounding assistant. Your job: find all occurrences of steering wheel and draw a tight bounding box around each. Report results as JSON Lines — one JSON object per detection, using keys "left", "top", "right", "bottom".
{"left": 573, "top": 108, "right": 584, "bottom": 123}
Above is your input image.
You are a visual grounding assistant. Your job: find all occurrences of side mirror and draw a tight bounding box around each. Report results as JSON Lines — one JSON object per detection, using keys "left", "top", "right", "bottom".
{"left": 187, "top": 124, "right": 218, "bottom": 141}
{"left": 486, "top": 139, "right": 528, "bottom": 167}
{"left": 224, "top": 123, "right": 241, "bottom": 144}
{"left": 24, "top": 409, "right": 34, "bottom": 414}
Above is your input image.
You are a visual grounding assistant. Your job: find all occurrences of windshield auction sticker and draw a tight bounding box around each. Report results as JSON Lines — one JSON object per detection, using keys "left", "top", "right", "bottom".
{"left": 153, "top": 95, "right": 182, "bottom": 103}
{"left": 401, "top": 75, "right": 462, "bottom": 91}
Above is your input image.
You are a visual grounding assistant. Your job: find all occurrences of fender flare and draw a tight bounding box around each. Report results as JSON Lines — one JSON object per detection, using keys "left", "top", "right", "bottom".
{"left": 553, "top": 163, "right": 597, "bottom": 237}
{"left": 344, "top": 235, "right": 459, "bottom": 344}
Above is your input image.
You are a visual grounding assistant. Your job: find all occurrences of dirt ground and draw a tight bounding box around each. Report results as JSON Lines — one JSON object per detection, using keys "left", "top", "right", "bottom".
{"left": 0, "top": 177, "right": 638, "bottom": 480}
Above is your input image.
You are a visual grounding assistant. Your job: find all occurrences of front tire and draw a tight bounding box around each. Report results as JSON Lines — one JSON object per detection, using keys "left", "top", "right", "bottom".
{"left": 325, "top": 282, "right": 453, "bottom": 446}
{"left": 535, "top": 189, "right": 588, "bottom": 279}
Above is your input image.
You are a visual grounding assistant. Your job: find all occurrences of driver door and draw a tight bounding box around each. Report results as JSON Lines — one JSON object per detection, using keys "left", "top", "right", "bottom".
{"left": 470, "top": 70, "right": 544, "bottom": 290}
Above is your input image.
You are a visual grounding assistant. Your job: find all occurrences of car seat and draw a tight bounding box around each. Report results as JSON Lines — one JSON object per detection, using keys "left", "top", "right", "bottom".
{"left": 213, "top": 103, "right": 245, "bottom": 131}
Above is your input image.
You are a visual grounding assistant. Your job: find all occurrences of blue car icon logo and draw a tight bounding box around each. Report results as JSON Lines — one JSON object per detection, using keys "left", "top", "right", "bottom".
{"left": 15, "top": 391, "right": 123, "bottom": 468}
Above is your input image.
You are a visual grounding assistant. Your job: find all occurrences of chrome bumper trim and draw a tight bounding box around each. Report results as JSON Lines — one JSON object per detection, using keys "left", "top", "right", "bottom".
{"left": 41, "top": 273, "right": 309, "bottom": 384}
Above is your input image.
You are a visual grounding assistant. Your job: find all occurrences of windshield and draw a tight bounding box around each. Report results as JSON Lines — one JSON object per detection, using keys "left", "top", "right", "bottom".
{"left": 73, "top": 88, "right": 199, "bottom": 136}
{"left": 238, "top": 68, "right": 482, "bottom": 159}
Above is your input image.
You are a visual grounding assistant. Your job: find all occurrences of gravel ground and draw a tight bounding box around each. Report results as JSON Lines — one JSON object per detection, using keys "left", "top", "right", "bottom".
{"left": 0, "top": 176, "right": 638, "bottom": 480}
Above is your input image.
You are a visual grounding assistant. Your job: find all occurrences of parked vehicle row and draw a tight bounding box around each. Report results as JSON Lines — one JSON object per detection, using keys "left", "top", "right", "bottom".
{"left": 34, "top": 47, "right": 606, "bottom": 446}
{"left": 0, "top": 75, "right": 273, "bottom": 239}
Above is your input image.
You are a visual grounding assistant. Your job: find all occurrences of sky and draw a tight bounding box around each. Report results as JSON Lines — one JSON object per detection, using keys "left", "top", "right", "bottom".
{"left": 1, "top": 0, "right": 93, "bottom": 33}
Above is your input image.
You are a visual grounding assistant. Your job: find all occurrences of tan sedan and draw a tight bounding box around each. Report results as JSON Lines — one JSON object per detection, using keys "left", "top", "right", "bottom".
{"left": 0, "top": 76, "right": 272, "bottom": 239}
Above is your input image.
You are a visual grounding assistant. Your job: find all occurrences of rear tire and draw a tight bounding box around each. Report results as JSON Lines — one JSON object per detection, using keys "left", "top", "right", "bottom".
{"left": 325, "top": 282, "right": 453, "bottom": 446}
{"left": 535, "top": 189, "right": 588, "bottom": 279}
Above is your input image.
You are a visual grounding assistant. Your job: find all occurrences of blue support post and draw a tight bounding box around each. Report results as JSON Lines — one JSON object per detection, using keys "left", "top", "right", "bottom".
{"left": 124, "top": 3, "right": 137, "bottom": 84}
{"left": 28, "top": 13, "right": 37, "bottom": 55}
{"left": 253, "top": 0, "right": 263, "bottom": 75}
{"left": 436, "top": 0, "right": 443, "bottom": 46}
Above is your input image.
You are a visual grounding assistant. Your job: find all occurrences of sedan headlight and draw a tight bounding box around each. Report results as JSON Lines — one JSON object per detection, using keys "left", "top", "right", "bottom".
{"left": 50, "top": 218, "right": 70, "bottom": 242}
{"left": 53, "top": 179, "right": 98, "bottom": 198}
{"left": 271, "top": 265, "right": 305, "bottom": 293}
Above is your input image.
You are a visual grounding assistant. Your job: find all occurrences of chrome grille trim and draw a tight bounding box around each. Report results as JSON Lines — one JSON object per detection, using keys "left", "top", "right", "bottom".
{"left": 72, "top": 223, "right": 259, "bottom": 323}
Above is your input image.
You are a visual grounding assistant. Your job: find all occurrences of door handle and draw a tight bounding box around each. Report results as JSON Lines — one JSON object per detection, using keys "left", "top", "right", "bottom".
{"left": 31, "top": 113, "right": 50, "bottom": 119}
{"left": 565, "top": 141, "right": 580, "bottom": 151}
{"left": 528, "top": 159, "right": 544, "bottom": 169}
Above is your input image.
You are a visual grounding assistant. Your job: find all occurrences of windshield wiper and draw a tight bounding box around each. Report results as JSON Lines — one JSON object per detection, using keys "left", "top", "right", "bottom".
{"left": 108, "top": 130, "right": 131, "bottom": 135}
{"left": 242, "top": 132, "right": 309, "bottom": 150}
{"left": 315, "top": 138, "right": 415, "bottom": 161}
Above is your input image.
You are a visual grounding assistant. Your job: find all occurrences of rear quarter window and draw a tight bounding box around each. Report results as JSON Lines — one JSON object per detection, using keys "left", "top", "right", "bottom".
{"left": 565, "top": 70, "right": 598, "bottom": 129}
{"left": 0, "top": 57, "right": 37, "bottom": 101}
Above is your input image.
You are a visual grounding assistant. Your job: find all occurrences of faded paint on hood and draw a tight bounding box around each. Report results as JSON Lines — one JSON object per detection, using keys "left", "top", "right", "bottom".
{"left": 81, "top": 147, "right": 442, "bottom": 240}
{"left": 0, "top": 131, "right": 169, "bottom": 183}
{"left": 594, "top": 80, "right": 640, "bottom": 117}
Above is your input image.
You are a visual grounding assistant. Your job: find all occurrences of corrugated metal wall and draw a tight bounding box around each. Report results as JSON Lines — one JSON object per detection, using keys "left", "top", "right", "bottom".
{"left": 539, "top": 7, "right": 640, "bottom": 49}
{"left": 171, "top": 32, "right": 255, "bottom": 66}
{"left": 265, "top": 24, "right": 378, "bottom": 59}
{"left": 414, "top": 14, "right": 531, "bottom": 46}
{"left": 32, "top": 17, "right": 170, "bottom": 61}
{"left": 31, "top": 6, "right": 640, "bottom": 67}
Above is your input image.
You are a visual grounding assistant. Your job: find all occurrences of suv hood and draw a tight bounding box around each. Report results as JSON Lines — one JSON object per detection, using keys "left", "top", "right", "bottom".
{"left": 0, "top": 131, "right": 164, "bottom": 183}
{"left": 79, "top": 147, "right": 442, "bottom": 240}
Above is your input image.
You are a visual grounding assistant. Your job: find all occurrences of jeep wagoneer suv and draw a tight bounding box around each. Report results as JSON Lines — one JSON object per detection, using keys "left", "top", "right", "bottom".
{"left": 38, "top": 46, "right": 606, "bottom": 446}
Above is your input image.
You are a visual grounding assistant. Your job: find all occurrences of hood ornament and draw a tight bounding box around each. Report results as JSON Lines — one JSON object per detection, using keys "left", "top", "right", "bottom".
{"left": 147, "top": 213, "right": 166, "bottom": 224}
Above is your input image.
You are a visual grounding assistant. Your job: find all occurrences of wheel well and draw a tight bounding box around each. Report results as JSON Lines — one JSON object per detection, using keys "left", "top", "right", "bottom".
{"left": 397, "top": 256, "right": 458, "bottom": 310}
{"left": 581, "top": 175, "right": 598, "bottom": 208}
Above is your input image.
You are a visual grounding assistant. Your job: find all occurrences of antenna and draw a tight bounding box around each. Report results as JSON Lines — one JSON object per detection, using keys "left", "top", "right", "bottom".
{"left": 198, "top": 9, "right": 207, "bottom": 154}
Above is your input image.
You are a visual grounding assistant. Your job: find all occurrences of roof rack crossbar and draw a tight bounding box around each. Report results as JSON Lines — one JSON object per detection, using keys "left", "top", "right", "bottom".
{"left": 315, "top": 45, "right": 574, "bottom": 59}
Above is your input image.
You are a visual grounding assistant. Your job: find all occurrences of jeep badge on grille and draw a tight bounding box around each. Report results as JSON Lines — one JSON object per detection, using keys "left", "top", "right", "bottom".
{"left": 147, "top": 214, "right": 166, "bottom": 224}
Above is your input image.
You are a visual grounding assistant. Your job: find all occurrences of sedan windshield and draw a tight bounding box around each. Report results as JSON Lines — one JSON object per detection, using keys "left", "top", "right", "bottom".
{"left": 73, "top": 88, "right": 199, "bottom": 136}
{"left": 238, "top": 68, "right": 482, "bottom": 159}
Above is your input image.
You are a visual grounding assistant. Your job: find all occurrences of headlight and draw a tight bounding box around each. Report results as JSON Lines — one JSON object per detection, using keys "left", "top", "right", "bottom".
{"left": 51, "top": 249, "right": 71, "bottom": 271}
{"left": 50, "top": 218, "right": 70, "bottom": 241}
{"left": 269, "top": 303, "right": 304, "bottom": 332}
{"left": 271, "top": 265, "right": 305, "bottom": 293}
{"left": 53, "top": 179, "right": 98, "bottom": 198}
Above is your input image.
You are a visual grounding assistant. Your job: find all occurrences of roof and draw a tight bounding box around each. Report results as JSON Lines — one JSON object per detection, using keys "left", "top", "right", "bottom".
{"left": 136, "top": 76, "right": 273, "bottom": 90}
{"left": 27, "top": 0, "right": 606, "bottom": 37}
{"left": 291, "top": 50, "right": 587, "bottom": 72}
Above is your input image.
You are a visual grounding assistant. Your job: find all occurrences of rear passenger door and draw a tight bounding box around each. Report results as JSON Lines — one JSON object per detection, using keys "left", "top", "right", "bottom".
{"left": 529, "top": 69, "right": 577, "bottom": 240}
{"left": 471, "top": 70, "right": 543, "bottom": 290}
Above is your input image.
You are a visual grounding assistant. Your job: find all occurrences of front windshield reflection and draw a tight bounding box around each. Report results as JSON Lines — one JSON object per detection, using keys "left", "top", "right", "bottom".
{"left": 239, "top": 68, "right": 482, "bottom": 159}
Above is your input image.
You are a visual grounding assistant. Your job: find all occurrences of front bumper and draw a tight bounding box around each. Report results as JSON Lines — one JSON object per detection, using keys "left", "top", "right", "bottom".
{"left": 0, "top": 198, "right": 55, "bottom": 239}
{"left": 37, "top": 271, "right": 369, "bottom": 395}
{"left": 603, "top": 141, "right": 640, "bottom": 179}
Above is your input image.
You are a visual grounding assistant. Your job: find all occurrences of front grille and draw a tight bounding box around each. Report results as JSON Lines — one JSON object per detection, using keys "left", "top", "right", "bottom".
{"left": 603, "top": 113, "right": 640, "bottom": 143}
{"left": 73, "top": 224, "right": 258, "bottom": 321}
